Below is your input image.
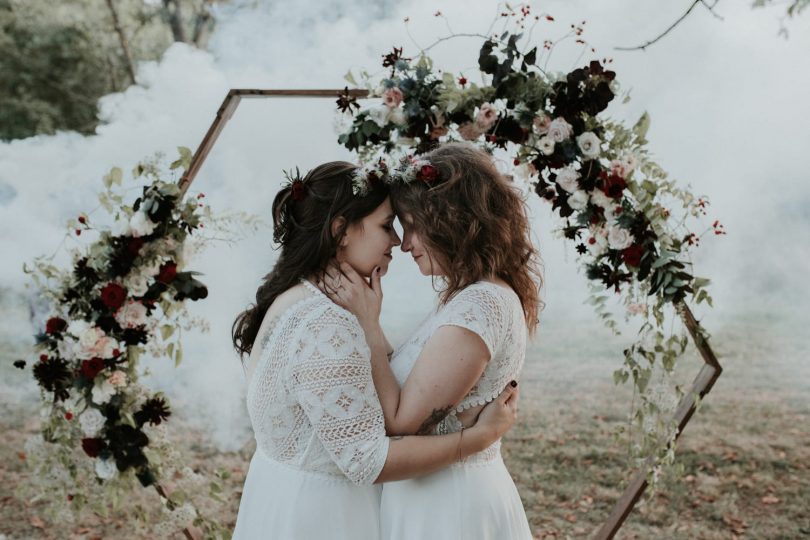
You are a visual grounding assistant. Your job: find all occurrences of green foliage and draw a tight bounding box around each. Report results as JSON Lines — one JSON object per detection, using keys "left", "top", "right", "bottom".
{"left": 0, "top": 0, "right": 223, "bottom": 141}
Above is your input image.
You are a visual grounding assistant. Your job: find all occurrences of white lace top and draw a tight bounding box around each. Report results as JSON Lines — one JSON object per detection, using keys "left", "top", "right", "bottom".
{"left": 245, "top": 281, "right": 389, "bottom": 486}
{"left": 390, "top": 282, "right": 527, "bottom": 463}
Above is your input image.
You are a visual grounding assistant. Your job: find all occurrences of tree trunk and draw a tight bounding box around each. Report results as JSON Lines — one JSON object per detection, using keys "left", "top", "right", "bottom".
{"left": 104, "top": 0, "right": 137, "bottom": 85}
{"left": 191, "top": 0, "right": 214, "bottom": 48}
{"left": 163, "top": 0, "right": 188, "bottom": 43}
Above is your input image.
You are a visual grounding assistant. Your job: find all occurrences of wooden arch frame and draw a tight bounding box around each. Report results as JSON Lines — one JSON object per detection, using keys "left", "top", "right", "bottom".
{"left": 178, "top": 88, "right": 723, "bottom": 540}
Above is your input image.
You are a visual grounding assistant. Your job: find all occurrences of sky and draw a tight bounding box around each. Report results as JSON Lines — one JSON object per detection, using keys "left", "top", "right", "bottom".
{"left": 1, "top": 0, "right": 808, "bottom": 449}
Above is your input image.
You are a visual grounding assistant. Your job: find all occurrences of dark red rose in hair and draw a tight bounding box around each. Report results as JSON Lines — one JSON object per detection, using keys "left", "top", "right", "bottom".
{"left": 290, "top": 179, "right": 306, "bottom": 201}
{"left": 417, "top": 165, "right": 439, "bottom": 183}
{"left": 80, "top": 357, "right": 105, "bottom": 380}
{"left": 157, "top": 263, "right": 177, "bottom": 284}
{"left": 622, "top": 244, "right": 644, "bottom": 268}
{"left": 46, "top": 317, "right": 67, "bottom": 335}
{"left": 100, "top": 283, "right": 127, "bottom": 310}
{"left": 81, "top": 438, "right": 104, "bottom": 458}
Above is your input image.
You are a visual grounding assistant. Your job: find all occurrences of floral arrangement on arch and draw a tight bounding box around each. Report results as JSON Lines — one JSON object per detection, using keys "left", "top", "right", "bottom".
{"left": 335, "top": 8, "right": 724, "bottom": 477}
{"left": 16, "top": 150, "right": 236, "bottom": 537}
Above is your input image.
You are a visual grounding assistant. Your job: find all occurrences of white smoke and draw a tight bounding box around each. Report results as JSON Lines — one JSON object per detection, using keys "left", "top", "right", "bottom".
{"left": 1, "top": 0, "right": 808, "bottom": 448}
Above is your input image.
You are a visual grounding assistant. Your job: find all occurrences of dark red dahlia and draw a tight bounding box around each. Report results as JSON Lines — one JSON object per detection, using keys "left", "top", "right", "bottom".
{"left": 127, "top": 237, "right": 145, "bottom": 256}
{"left": 100, "top": 283, "right": 127, "bottom": 310}
{"left": 134, "top": 397, "right": 171, "bottom": 427}
{"left": 157, "top": 263, "right": 177, "bottom": 284}
{"left": 622, "top": 244, "right": 644, "bottom": 268}
{"left": 600, "top": 172, "right": 627, "bottom": 200}
{"left": 81, "top": 438, "right": 105, "bottom": 458}
{"left": 46, "top": 317, "right": 67, "bottom": 335}
{"left": 80, "top": 357, "right": 106, "bottom": 380}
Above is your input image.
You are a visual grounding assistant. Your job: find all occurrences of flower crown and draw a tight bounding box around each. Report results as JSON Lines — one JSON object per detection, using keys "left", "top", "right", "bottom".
{"left": 351, "top": 155, "right": 440, "bottom": 195}
{"left": 389, "top": 155, "right": 440, "bottom": 185}
{"left": 285, "top": 156, "right": 441, "bottom": 201}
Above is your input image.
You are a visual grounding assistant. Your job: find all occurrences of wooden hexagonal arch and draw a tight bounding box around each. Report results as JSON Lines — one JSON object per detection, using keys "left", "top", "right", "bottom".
{"left": 179, "top": 88, "right": 723, "bottom": 540}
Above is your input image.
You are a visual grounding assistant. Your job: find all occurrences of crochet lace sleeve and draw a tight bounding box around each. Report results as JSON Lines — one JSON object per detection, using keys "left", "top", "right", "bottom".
{"left": 288, "top": 306, "right": 390, "bottom": 485}
{"left": 435, "top": 285, "right": 507, "bottom": 357}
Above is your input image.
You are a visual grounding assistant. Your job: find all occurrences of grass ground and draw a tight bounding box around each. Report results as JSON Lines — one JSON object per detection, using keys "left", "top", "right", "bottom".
{"left": 1, "top": 299, "right": 808, "bottom": 539}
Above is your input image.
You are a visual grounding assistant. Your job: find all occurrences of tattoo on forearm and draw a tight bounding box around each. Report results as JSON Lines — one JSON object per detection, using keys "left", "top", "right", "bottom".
{"left": 415, "top": 406, "right": 453, "bottom": 436}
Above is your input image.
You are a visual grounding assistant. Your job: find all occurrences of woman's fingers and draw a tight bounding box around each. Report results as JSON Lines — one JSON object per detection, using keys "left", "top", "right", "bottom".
{"left": 338, "top": 262, "right": 362, "bottom": 285}
{"left": 498, "top": 381, "right": 518, "bottom": 406}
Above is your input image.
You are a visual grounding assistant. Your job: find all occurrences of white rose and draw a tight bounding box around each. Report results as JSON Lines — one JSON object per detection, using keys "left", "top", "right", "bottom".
{"left": 125, "top": 272, "right": 150, "bottom": 296}
{"left": 57, "top": 338, "right": 78, "bottom": 361}
{"left": 577, "top": 132, "right": 601, "bottom": 158}
{"left": 78, "top": 326, "right": 105, "bottom": 350}
{"left": 567, "top": 190, "right": 589, "bottom": 211}
{"left": 67, "top": 319, "right": 90, "bottom": 338}
{"left": 590, "top": 190, "right": 614, "bottom": 210}
{"left": 388, "top": 107, "right": 406, "bottom": 126}
{"left": 91, "top": 378, "right": 116, "bottom": 405}
{"left": 547, "top": 117, "right": 573, "bottom": 142}
{"left": 129, "top": 211, "right": 157, "bottom": 238}
{"left": 538, "top": 136, "right": 555, "bottom": 156}
{"left": 115, "top": 301, "right": 147, "bottom": 329}
{"left": 556, "top": 166, "right": 580, "bottom": 193}
{"left": 368, "top": 106, "right": 390, "bottom": 128}
{"left": 95, "top": 458, "right": 118, "bottom": 480}
{"left": 79, "top": 408, "right": 106, "bottom": 437}
{"left": 607, "top": 225, "right": 634, "bottom": 250}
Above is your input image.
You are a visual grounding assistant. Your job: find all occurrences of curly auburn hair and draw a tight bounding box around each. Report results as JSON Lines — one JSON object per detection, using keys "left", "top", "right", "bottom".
{"left": 232, "top": 161, "right": 390, "bottom": 357}
{"left": 390, "top": 142, "right": 542, "bottom": 332}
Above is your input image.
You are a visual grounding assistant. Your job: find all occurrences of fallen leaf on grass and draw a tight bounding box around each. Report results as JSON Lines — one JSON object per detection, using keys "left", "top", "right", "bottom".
{"left": 30, "top": 516, "right": 45, "bottom": 529}
{"left": 722, "top": 514, "right": 748, "bottom": 534}
{"left": 563, "top": 513, "right": 577, "bottom": 523}
{"left": 761, "top": 494, "right": 780, "bottom": 505}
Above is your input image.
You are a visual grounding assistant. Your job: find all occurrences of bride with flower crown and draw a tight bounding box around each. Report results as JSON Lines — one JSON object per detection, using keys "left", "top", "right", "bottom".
{"left": 321, "top": 143, "right": 538, "bottom": 539}
{"left": 230, "top": 160, "right": 520, "bottom": 539}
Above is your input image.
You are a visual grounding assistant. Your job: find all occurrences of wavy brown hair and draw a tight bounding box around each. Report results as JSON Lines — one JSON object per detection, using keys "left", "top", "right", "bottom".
{"left": 390, "top": 143, "right": 542, "bottom": 332}
{"left": 232, "top": 161, "right": 389, "bottom": 358}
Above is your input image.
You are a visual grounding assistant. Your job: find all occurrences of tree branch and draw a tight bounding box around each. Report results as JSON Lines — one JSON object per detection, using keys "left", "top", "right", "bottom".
{"left": 104, "top": 0, "right": 137, "bottom": 85}
{"left": 615, "top": 0, "right": 721, "bottom": 51}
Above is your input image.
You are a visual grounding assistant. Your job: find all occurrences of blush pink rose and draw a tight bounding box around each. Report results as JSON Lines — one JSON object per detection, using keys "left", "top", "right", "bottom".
{"left": 382, "top": 87, "right": 404, "bottom": 108}
{"left": 474, "top": 103, "right": 498, "bottom": 131}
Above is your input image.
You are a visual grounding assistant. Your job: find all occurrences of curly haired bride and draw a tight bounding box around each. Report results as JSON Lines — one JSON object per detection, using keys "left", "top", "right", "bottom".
{"left": 230, "top": 161, "right": 519, "bottom": 539}
{"left": 321, "top": 143, "right": 540, "bottom": 539}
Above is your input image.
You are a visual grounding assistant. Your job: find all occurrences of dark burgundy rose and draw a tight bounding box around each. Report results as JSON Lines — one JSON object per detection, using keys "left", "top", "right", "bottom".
{"left": 81, "top": 438, "right": 105, "bottom": 458}
{"left": 417, "top": 165, "right": 439, "bottom": 183}
{"left": 622, "top": 244, "right": 644, "bottom": 268}
{"left": 80, "top": 357, "right": 106, "bottom": 380}
{"left": 589, "top": 60, "right": 604, "bottom": 75}
{"left": 157, "top": 263, "right": 177, "bottom": 284}
{"left": 366, "top": 171, "right": 380, "bottom": 186}
{"left": 100, "top": 283, "right": 127, "bottom": 310}
{"left": 127, "top": 237, "right": 145, "bottom": 256}
{"left": 46, "top": 317, "right": 67, "bottom": 335}
{"left": 290, "top": 179, "right": 306, "bottom": 201}
{"left": 600, "top": 172, "right": 627, "bottom": 200}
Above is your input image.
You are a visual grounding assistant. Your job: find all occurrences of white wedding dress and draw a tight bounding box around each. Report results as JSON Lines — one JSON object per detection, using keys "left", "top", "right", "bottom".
{"left": 233, "top": 280, "right": 389, "bottom": 539}
{"left": 380, "top": 282, "right": 533, "bottom": 540}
